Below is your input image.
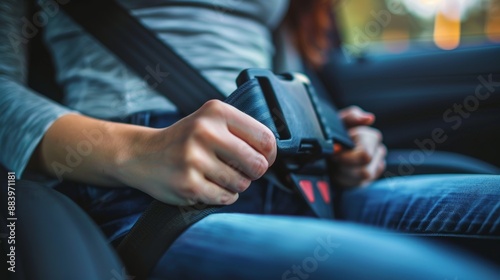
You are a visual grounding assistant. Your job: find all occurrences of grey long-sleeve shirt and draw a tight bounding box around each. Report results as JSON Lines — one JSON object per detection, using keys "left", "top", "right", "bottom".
{"left": 0, "top": 0, "right": 289, "bottom": 177}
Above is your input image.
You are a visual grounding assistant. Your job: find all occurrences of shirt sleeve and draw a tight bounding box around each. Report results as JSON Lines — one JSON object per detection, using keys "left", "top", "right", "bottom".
{"left": 0, "top": 0, "right": 76, "bottom": 177}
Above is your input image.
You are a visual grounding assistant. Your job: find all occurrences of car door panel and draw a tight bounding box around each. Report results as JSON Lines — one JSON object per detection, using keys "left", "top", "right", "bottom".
{"left": 320, "top": 45, "right": 500, "bottom": 166}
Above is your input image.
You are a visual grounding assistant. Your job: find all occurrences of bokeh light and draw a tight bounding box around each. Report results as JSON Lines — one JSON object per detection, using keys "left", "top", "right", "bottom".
{"left": 335, "top": 0, "right": 500, "bottom": 54}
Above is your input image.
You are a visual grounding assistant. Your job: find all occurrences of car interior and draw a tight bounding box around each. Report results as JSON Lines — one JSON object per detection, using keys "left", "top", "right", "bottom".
{"left": 1, "top": 0, "right": 499, "bottom": 279}
{"left": 322, "top": 0, "right": 500, "bottom": 168}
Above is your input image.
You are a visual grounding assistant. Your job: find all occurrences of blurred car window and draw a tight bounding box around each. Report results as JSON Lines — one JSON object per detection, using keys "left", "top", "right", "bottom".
{"left": 335, "top": 0, "right": 500, "bottom": 56}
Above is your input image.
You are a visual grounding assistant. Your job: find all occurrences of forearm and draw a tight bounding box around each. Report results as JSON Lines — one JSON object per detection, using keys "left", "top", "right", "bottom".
{"left": 32, "top": 113, "right": 156, "bottom": 186}
{"left": 32, "top": 100, "right": 276, "bottom": 206}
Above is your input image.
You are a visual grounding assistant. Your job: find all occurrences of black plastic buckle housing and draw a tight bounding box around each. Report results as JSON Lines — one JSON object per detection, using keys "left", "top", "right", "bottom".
{"left": 236, "top": 69, "right": 334, "bottom": 170}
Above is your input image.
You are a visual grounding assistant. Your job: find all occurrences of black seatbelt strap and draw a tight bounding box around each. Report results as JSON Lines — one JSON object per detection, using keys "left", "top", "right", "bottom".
{"left": 60, "top": 1, "right": 227, "bottom": 278}
{"left": 60, "top": 0, "right": 225, "bottom": 115}
{"left": 61, "top": 1, "right": 353, "bottom": 279}
{"left": 117, "top": 201, "right": 220, "bottom": 280}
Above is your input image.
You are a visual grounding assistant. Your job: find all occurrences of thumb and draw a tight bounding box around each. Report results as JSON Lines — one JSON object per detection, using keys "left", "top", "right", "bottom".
{"left": 339, "top": 106, "right": 375, "bottom": 128}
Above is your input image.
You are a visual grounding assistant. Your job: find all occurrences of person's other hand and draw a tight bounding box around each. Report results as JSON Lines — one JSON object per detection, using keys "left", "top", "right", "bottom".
{"left": 116, "top": 100, "right": 277, "bottom": 206}
{"left": 332, "top": 106, "right": 386, "bottom": 188}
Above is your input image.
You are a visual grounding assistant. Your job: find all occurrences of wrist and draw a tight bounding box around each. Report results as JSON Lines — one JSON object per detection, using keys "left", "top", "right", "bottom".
{"left": 109, "top": 122, "right": 159, "bottom": 187}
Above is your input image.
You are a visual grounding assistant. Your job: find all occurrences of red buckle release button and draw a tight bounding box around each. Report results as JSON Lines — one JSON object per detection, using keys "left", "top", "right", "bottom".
{"left": 317, "top": 181, "right": 331, "bottom": 203}
{"left": 299, "top": 180, "right": 315, "bottom": 203}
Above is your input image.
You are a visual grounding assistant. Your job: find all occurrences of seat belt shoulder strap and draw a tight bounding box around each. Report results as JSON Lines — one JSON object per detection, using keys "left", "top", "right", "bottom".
{"left": 61, "top": 0, "right": 225, "bottom": 115}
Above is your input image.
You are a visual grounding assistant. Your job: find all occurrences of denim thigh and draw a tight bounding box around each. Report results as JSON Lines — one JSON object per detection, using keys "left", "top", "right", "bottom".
{"left": 338, "top": 174, "right": 500, "bottom": 237}
{"left": 151, "top": 213, "right": 500, "bottom": 280}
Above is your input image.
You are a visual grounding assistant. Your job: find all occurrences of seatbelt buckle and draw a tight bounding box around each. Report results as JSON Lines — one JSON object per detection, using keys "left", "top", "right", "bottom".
{"left": 236, "top": 69, "right": 334, "bottom": 171}
{"left": 289, "top": 172, "right": 334, "bottom": 219}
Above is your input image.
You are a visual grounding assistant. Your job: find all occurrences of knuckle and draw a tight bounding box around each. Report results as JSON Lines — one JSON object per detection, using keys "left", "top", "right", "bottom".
{"left": 178, "top": 170, "right": 204, "bottom": 200}
{"left": 219, "top": 192, "right": 238, "bottom": 205}
{"left": 380, "top": 145, "right": 388, "bottom": 157}
{"left": 191, "top": 117, "right": 211, "bottom": 135}
{"left": 235, "top": 176, "right": 251, "bottom": 192}
{"left": 190, "top": 119, "right": 221, "bottom": 144}
{"left": 182, "top": 183, "right": 201, "bottom": 201}
{"left": 351, "top": 105, "right": 362, "bottom": 112}
{"left": 199, "top": 124, "right": 220, "bottom": 144}
{"left": 260, "top": 129, "right": 276, "bottom": 159}
{"left": 347, "top": 105, "right": 362, "bottom": 115}
{"left": 225, "top": 159, "right": 241, "bottom": 172}
{"left": 249, "top": 155, "right": 268, "bottom": 179}
{"left": 360, "top": 126, "right": 382, "bottom": 142}
{"left": 378, "top": 160, "right": 387, "bottom": 175}
{"left": 359, "top": 168, "right": 371, "bottom": 180}
{"left": 373, "top": 129, "right": 383, "bottom": 142}
{"left": 189, "top": 118, "right": 226, "bottom": 146}
{"left": 202, "top": 100, "right": 226, "bottom": 117}
{"left": 215, "top": 170, "right": 231, "bottom": 186}
{"left": 219, "top": 167, "right": 251, "bottom": 193}
{"left": 358, "top": 148, "right": 373, "bottom": 164}
{"left": 358, "top": 126, "right": 372, "bottom": 134}
{"left": 344, "top": 105, "right": 364, "bottom": 116}
{"left": 183, "top": 149, "right": 204, "bottom": 170}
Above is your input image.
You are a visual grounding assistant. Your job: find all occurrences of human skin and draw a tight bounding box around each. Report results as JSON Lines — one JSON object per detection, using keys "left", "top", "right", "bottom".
{"left": 29, "top": 102, "right": 385, "bottom": 205}
{"left": 332, "top": 106, "right": 387, "bottom": 188}
{"left": 30, "top": 100, "right": 276, "bottom": 206}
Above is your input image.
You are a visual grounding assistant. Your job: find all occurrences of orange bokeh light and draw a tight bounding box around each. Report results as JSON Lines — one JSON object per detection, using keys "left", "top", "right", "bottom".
{"left": 486, "top": 1, "right": 500, "bottom": 42}
{"left": 433, "top": 0, "right": 461, "bottom": 50}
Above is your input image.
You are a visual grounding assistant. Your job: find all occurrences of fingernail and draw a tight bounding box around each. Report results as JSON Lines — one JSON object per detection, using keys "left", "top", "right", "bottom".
{"left": 362, "top": 114, "right": 375, "bottom": 121}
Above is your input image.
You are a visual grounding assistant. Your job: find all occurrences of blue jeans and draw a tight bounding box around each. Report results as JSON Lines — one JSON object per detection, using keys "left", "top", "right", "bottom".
{"left": 55, "top": 111, "right": 500, "bottom": 279}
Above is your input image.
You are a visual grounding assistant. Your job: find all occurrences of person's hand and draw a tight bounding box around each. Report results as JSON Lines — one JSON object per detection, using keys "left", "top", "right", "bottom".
{"left": 331, "top": 106, "right": 386, "bottom": 188}
{"left": 115, "top": 100, "right": 277, "bottom": 206}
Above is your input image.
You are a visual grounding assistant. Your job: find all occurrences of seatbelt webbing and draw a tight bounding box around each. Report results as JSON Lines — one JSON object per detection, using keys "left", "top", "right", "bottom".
{"left": 60, "top": 1, "right": 342, "bottom": 279}
{"left": 60, "top": 1, "right": 228, "bottom": 278}
{"left": 117, "top": 201, "right": 220, "bottom": 279}
{"left": 61, "top": 0, "right": 225, "bottom": 116}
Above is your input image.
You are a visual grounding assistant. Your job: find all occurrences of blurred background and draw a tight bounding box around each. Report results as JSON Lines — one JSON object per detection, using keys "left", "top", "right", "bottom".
{"left": 335, "top": 0, "right": 500, "bottom": 55}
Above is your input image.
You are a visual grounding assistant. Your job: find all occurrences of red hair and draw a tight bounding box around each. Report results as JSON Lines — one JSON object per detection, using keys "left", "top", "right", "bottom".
{"left": 285, "top": 0, "right": 337, "bottom": 69}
